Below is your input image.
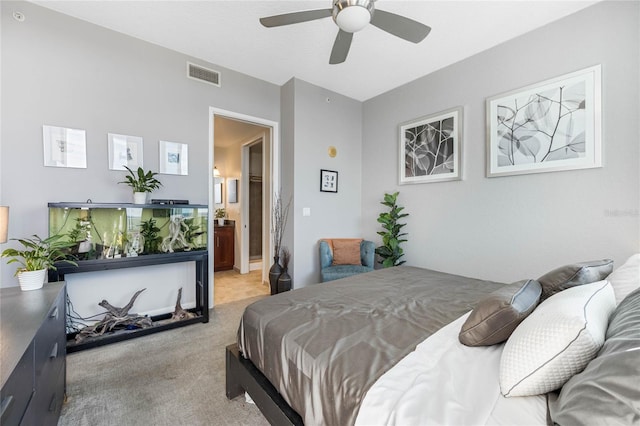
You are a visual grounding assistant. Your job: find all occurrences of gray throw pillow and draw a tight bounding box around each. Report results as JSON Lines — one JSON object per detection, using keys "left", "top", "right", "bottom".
{"left": 538, "top": 259, "right": 613, "bottom": 300}
{"left": 549, "top": 287, "right": 640, "bottom": 425}
{"left": 459, "top": 279, "right": 542, "bottom": 346}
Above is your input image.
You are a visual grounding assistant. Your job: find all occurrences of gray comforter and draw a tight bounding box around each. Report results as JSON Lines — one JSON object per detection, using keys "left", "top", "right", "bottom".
{"left": 237, "top": 266, "right": 504, "bottom": 426}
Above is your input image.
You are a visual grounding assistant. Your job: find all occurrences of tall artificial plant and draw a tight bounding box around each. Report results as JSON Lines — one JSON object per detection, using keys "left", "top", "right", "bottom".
{"left": 375, "top": 192, "right": 409, "bottom": 268}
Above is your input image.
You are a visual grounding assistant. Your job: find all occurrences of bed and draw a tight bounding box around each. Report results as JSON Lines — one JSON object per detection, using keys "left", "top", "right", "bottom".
{"left": 226, "top": 256, "right": 640, "bottom": 425}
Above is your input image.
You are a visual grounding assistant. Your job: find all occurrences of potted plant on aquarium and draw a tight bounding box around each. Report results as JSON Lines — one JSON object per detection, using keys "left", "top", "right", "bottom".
{"left": 119, "top": 166, "right": 163, "bottom": 204}
{"left": 1, "top": 234, "right": 77, "bottom": 291}
{"left": 215, "top": 208, "right": 226, "bottom": 226}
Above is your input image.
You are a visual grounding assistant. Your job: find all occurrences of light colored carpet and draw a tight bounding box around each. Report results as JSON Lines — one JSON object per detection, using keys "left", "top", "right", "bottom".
{"left": 59, "top": 296, "right": 270, "bottom": 426}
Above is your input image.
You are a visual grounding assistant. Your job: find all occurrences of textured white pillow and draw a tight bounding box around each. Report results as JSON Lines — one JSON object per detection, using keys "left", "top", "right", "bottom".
{"left": 607, "top": 253, "right": 640, "bottom": 304}
{"left": 500, "top": 280, "right": 615, "bottom": 397}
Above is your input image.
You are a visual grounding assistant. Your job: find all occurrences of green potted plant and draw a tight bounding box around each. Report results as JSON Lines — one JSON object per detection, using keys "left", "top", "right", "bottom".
{"left": 375, "top": 192, "right": 409, "bottom": 268}
{"left": 1, "top": 234, "right": 77, "bottom": 291}
{"left": 215, "top": 208, "right": 227, "bottom": 226}
{"left": 119, "top": 166, "right": 163, "bottom": 204}
{"left": 140, "top": 218, "right": 161, "bottom": 254}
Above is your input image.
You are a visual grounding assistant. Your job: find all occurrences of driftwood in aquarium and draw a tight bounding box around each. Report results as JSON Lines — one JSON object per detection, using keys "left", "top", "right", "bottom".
{"left": 171, "top": 287, "right": 197, "bottom": 321}
{"left": 75, "top": 288, "right": 152, "bottom": 342}
{"left": 156, "top": 287, "right": 197, "bottom": 325}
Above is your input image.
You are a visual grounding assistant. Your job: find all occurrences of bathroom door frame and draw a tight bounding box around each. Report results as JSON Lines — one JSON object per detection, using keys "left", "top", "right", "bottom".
{"left": 209, "top": 107, "right": 279, "bottom": 307}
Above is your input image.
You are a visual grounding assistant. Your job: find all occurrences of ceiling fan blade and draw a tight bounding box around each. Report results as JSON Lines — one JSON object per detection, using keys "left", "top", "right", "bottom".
{"left": 260, "top": 9, "right": 332, "bottom": 28}
{"left": 329, "top": 30, "right": 353, "bottom": 65}
{"left": 370, "top": 9, "right": 431, "bottom": 43}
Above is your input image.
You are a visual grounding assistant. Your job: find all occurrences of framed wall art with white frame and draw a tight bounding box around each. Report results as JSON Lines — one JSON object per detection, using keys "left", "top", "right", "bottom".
{"left": 399, "top": 107, "right": 463, "bottom": 185}
{"left": 159, "top": 140, "right": 189, "bottom": 175}
{"left": 486, "top": 65, "right": 602, "bottom": 178}
{"left": 108, "top": 133, "right": 143, "bottom": 170}
{"left": 43, "top": 125, "right": 87, "bottom": 168}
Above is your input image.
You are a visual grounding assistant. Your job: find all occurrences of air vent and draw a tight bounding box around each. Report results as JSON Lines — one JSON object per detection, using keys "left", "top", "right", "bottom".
{"left": 187, "top": 62, "right": 221, "bottom": 87}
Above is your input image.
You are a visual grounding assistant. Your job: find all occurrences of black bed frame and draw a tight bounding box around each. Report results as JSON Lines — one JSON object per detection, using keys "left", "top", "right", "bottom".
{"left": 226, "top": 343, "right": 303, "bottom": 425}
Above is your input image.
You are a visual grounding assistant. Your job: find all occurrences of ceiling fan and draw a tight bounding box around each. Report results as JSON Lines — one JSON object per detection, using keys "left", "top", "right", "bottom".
{"left": 260, "top": 0, "right": 431, "bottom": 65}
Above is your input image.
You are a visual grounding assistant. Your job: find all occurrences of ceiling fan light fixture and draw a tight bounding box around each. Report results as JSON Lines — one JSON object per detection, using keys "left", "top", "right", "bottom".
{"left": 333, "top": 0, "right": 373, "bottom": 33}
{"left": 336, "top": 7, "right": 370, "bottom": 32}
{"left": 260, "top": 0, "right": 430, "bottom": 64}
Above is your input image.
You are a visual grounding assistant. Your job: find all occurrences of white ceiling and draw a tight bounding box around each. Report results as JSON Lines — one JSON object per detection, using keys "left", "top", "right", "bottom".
{"left": 214, "top": 116, "right": 269, "bottom": 148}
{"left": 31, "top": 1, "right": 599, "bottom": 102}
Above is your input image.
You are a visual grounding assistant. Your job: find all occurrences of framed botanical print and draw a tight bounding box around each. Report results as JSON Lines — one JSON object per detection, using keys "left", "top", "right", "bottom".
{"left": 486, "top": 65, "right": 602, "bottom": 177}
{"left": 399, "top": 107, "right": 463, "bottom": 184}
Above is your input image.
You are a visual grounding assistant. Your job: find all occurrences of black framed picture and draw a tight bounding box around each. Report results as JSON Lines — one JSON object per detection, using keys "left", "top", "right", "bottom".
{"left": 320, "top": 169, "right": 338, "bottom": 193}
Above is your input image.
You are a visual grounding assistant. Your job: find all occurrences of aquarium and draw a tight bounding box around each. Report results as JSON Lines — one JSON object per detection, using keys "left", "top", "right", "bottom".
{"left": 48, "top": 202, "right": 208, "bottom": 260}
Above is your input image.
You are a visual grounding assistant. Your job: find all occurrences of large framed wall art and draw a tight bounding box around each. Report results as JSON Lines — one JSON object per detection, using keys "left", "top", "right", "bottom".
{"left": 399, "top": 107, "right": 463, "bottom": 184}
{"left": 486, "top": 65, "right": 602, "bottom": 177}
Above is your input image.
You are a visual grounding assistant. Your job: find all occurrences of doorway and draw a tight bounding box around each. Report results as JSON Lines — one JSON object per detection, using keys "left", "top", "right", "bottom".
{"left": 209, "top": 108, "right": 279, "bottom": 307}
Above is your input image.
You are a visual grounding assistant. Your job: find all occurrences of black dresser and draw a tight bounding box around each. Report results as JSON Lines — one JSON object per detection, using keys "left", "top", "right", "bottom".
{"left": 0, "top": 282, "right": 66, "bottom": 425}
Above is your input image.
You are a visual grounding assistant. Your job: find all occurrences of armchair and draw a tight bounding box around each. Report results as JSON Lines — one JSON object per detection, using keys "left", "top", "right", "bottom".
{"left": 319, "top": 238, "right": 375, "bottom": 282}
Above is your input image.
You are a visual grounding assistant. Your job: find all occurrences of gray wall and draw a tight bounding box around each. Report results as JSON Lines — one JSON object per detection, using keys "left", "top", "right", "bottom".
{"left": 3, "top": 1, "right": 637, "bottom": 292}
{"left": 0, "top": 1, "right": 281, "bottom": 287}
{"left": 362, "top": 1, "right": 640, "bottom": 282}
{"left": 281, "top": 78, "right": 363, "bottom": 286}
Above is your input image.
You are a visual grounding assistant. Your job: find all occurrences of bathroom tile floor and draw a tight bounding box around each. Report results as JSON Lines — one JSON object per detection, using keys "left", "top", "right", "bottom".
{"left": 213, "top": 269, "right": 270, "bottom": 305}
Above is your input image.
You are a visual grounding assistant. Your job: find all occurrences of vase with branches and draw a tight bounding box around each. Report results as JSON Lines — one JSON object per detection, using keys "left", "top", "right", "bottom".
{"left": 277, "top": 247, "right": 292, "bottom": 293}
{"left": 269, "top": 192, "right": 291, "bottom": 295}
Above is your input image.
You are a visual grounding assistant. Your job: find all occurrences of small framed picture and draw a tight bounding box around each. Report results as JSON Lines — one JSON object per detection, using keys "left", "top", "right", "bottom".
{"left": 108, "top": 133, "right": 143, "bottom": 170}
{"left": 159, "top": 140, "right": 188, "bottom": 175}
{"left": 43, "top": 125, "right": 87, "bottom": 168}
{"left": 320, "top": 169, "right": 338, "bottom": 193}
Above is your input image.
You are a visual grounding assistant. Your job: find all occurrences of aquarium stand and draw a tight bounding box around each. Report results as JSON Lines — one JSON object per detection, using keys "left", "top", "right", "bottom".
{"left": 49, "top": 251, "right": 209, "bottom": 353}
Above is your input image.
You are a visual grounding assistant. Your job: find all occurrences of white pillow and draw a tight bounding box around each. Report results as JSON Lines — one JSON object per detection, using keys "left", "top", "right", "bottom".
{"left": 607, "top": 253, "right": 640, "bottom": 304}
{"left": 499, "top": 280, "right": 615, "bottom": 397}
